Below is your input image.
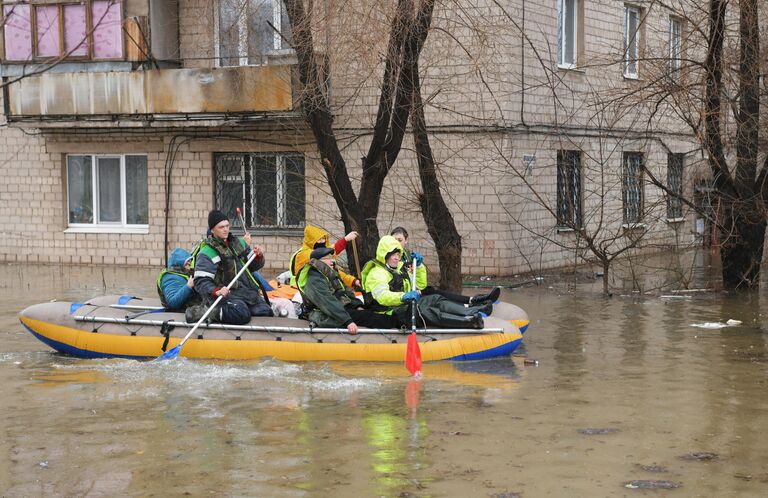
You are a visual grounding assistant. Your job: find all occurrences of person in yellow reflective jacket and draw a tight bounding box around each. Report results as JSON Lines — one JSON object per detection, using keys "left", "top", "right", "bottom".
{"left": 289, "top": 225, "right": 360, "bottom": 288}
{"left": 361, "top": 235, "right": 491, "bottom": 329}
{"left": 390, "top": 226, "right": 501, "bottom": 306}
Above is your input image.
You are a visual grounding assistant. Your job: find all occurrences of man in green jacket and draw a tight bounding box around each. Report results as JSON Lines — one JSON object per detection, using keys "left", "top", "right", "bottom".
{"left": 297, "top": 247, "right": 400, "bottom": 334}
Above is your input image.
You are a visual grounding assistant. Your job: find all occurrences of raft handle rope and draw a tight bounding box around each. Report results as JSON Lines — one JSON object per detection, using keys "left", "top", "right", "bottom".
{"left": 159, "top": 320, "right": 175, "bottom": 352}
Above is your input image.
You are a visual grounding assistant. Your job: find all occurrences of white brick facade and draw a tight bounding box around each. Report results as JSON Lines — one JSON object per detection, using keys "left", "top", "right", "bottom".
{"left": 0, "top": 0, "right": 704, "bottom": 278}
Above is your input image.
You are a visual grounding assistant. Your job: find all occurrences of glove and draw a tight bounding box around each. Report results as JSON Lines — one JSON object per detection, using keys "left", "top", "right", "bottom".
{"left": 401, "top": 290, "right": 420, "bottom": 303}
{"left": 411, "top": 252, "right": 424, "bottom": 266}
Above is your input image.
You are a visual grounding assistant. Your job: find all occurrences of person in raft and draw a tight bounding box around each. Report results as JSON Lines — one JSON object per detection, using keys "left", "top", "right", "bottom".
{"left": 361, "top": 235, "right": 492, "bottom": 329}
{"left": 157, "top": 247, "right": 202, "bottom": 312}
{"left": 390, "top": 226, "right": 501, "bottom": 307}
{"left": 289, "top": 225, "right": 360, "bottom": 288}
{"left": 297, "top": 247, "right": 400, "bottom": 334}
{"left": 190, "top": 209, "right": 273, "bottom": 324}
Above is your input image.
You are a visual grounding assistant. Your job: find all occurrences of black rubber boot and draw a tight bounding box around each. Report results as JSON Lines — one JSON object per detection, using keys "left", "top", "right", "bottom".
{"left": 435, "top": 312, "right": 484, "bottom": 329}
{"left": 470, "top": 286, "right": 501, "bottom": 305}
{"left": 467, "top": 302, "right": 493, "bottom": 316}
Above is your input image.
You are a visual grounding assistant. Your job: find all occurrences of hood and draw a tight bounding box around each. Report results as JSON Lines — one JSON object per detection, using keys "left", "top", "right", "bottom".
{"left": 302, "top": 225, "right": 330, "bottom": 249}
{"left": 168, "top": 247, "right": 192, "bottom": 268}
{"left": 376, "top": 235, "right": 402, "bottom": 265}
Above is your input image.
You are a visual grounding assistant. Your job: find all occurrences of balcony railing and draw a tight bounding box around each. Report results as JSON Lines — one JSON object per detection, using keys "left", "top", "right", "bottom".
{"left": 3, "top": 64, "right": 295, "bottom": 123}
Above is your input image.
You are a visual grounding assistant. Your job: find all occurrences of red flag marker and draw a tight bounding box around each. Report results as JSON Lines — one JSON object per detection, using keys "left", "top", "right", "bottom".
{"left": 405, "top": 331, "right": 422, "bottom": 377}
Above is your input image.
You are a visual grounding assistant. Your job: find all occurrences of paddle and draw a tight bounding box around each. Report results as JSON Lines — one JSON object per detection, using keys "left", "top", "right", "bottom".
{"left": 156, "top": 251, "right": 257, "bottom": 360}
{"left": 351, "top": 238, "right": 362, "bottom": 283}
{"left": 236, "top": 207, "right": 247, "bottom": 234}
{"left": 405, "top": 259, "right": 422, "bottom": 377}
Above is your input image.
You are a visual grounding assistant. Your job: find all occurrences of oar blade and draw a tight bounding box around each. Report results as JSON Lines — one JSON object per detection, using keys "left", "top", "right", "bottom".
{"left": 156, "top": 345, "right": 181, "bottom": 361}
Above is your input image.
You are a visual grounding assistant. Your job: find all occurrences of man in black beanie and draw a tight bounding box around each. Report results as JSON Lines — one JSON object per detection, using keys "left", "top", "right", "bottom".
{"left": 189, "top": 209, "right": 273, "bottom": 324}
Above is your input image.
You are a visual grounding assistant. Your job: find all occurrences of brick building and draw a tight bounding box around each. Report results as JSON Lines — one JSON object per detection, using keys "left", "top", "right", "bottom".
{"left": 0, "top": 0, "right": 703, "bottom": 277}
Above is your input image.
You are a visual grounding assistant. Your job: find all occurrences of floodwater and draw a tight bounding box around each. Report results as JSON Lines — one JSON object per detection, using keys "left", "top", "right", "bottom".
{"left": 1, "top": 263, "right": 768, "bottom": 497}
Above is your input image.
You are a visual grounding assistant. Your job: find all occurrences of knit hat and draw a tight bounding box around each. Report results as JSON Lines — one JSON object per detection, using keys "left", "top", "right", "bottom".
{"left": 310, "top": 247, "right": 335, "bottom": 260}
{"left": 208, "top": 209, "right": 229, "bottom": 230}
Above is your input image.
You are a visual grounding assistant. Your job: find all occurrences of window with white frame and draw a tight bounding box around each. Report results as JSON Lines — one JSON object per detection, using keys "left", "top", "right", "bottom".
{"left": 624, "top": 5, "right": 641, "bottom": 78}
{"left": 66, "top": 155, "right": 148, "bottom": 227}
{"left": 667, "top": 153, "right": 684, "bottom": 219}
{"left": 669, "top": 16, "right": 681, "bottom": 77}
{"left": 557, "top": 150, "right": 582, "bottom": 227}
{"left": 217, "top": 0, "right": 293, "bottom": 67}
{"left": 622, "top": 152, "right": 644, "bottom": 224}
{"left": 214, "top": 153, "right": 305, "bottom": 229}
{"left": 557, "top": 0, "right": 578, "bottom": 68}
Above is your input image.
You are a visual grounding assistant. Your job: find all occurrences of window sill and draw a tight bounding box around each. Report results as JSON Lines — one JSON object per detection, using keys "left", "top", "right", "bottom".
{"left": 622, "top": 223, "right": 646, "bottom": 230}
{"left": 65, "top": 226, "right": 149, "bottom": 235}
{"left": 555, "top": 226, "right": 582, "bottom": 233}
{"left": 666, "top": 217, "right": 685, "bottom": 224}
{"left": 557, "top": 65, "right": 585, "bottom": 74}
{"left": 623, "top": 73, "right": 640, "bottom": 81}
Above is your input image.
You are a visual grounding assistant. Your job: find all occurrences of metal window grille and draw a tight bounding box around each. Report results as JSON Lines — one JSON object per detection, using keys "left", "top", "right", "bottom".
{"left": 214, "top": 153, "right": 305, "bottom": 230}
{"left": 557, "top": 150, "right": 582, "bottom": 227}
{"left": 667, "top": 153, "right": 683, "bottom": 219}
{"left": 622, "top": 152, "right": 643, "bottom": 224}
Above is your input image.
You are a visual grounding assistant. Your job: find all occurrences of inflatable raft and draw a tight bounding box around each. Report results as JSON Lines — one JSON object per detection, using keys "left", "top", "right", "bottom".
{"left": 19, "top": 295, "right": 528, "bottom": 362}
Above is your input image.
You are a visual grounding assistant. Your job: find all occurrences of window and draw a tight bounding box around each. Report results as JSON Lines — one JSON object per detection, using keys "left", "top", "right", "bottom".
{"left": 217, "top": 0, "right": 293, "bottom": 66}
{"left": 667, "top": 153, "right": 684, "bottom": 219}
{"left": 669, "top": 16, "right": 681, "bottom": 77}
{"left": 67, "top": 155, "right": 148, "bottom": 228}
{"left": 557, "top": 0, "right": 578, "bottom": 68}
{"left": 2, "top": 1, "right": 123, "bottom": 62}
{"left": 622, "top": 152, "right": 644, "bottom": 224}
{"left": 624, "top": 5, "right": 641, "bottom": 78}
{"left": 214, "top": 153, "right": 305, "bottom": 229}
{"left": 557, "top": 150, "right": 582, "bottom": 227}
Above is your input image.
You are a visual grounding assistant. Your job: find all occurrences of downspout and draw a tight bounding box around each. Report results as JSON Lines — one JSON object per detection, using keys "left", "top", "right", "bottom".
{"left": 520, "top": 0, "right": 526, "bottom": 127}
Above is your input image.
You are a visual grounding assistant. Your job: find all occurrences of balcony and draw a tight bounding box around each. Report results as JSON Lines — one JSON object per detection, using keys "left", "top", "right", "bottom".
{"left": 3, "top": 64, "right": 296, "bottom": 126}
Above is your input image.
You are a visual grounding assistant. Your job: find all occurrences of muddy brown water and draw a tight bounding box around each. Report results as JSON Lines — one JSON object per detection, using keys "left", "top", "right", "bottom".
{"left": 1, "top": 263, "right": 767, "bottom": 497}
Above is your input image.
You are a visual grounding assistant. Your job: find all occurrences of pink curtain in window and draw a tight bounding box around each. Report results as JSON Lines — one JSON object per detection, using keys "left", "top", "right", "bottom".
{"left": 92, "top": 0, "right": 123, "bottom": 59}
{"left": 63, "top": 4, "right": 88, "bottom": 57}
{"left": 3, "top": 3, "right": 32, "bottom": 61}
{"left": 36, "top": 5, "right": 60, "bottom": 58}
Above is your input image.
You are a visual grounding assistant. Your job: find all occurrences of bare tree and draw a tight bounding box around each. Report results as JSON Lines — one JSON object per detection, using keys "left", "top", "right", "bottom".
{"left": 282, "top": 0, "right": 467, "bottom": 288}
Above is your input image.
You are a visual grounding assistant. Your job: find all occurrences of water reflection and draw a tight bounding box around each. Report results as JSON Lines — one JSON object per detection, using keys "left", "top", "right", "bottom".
{"left": 4, "top": 263, "right": 768, "bottom": 496}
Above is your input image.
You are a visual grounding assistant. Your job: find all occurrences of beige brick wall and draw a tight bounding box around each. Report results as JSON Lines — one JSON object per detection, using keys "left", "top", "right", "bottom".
{"left": 0, "top": 0, "right": 705, "bottom": 281}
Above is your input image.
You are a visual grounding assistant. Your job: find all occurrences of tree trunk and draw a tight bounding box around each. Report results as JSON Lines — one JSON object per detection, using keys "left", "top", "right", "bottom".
{"left": 719, "top": 201, "right": 766, "bottom": 289}
{"left": 410, "top": 52, "right": 462, "bottom": 291}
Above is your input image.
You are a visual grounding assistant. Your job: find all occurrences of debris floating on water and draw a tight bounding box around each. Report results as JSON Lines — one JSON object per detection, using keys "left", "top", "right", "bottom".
{"left": 635, "top": 463, "right": 669, "bottom": 473}
{"left": 679, "top": 452, "right": 719, "bottom": 461}
{"left": 523, "top": 358, "right": 538, "bottom": 366}
{"left": 691, "top": 319, "right": 741, "bottom": 329}
{"left": 577, "top": 427, "right": 619, "bottom": 435}
{"left": 624, "top": 480, "right": 681, "bottom": 489}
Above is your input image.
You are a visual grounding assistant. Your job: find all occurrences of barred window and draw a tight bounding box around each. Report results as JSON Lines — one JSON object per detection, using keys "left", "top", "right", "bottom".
{"left": 214, "top": 153, "right": 305, "bottom": 230}
{"left": 667, "top": 153, "right": 683, "bottom": 219}
{"left": 622, "top": 152, "right": 644, "bottom": 224}
{"left": 557, "top": 150, "right": 582, "bottom": 228}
